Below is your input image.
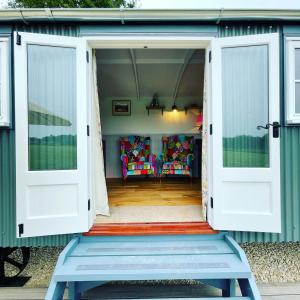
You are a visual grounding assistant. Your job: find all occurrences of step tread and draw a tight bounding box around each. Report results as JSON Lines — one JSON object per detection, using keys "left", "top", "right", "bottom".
{"left": 54, "top": 253, "right": 251, "bottom": 281}
{"left": 71, "top": 239, "right": 234, "bottom": 256}
{"left": 85, "top": 222, "right": 218, "bottom": 236}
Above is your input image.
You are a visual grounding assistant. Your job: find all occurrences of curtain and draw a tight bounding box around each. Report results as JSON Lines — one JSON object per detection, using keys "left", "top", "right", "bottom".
{"left": 201, "top": 51, "right": 208, "bottom": 220}
{"left": 92, "top": 50, "right": 110, "bottom": 216}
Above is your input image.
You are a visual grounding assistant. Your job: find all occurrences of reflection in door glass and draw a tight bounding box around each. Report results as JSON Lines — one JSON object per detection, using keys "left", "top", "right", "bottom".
{"left": 295, "top": 49, "right": 300, "bottom": 113}
{"left": 27, "top": 45, "right": 77, "bottom": 170}
{"left": 222, "top": 45, "right": 269, "bottom": 168}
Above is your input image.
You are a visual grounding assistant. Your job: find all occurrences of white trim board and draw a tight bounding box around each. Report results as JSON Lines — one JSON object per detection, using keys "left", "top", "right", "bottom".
{"left": 85, "top": 35, "right": 213, "bottom": 49}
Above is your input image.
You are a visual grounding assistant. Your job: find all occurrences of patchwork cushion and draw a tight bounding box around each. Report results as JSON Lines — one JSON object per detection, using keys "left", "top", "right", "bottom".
{"left": 127, "top": 169, "right": 154, "bottom": 176}
{"left": 120, "top": 136, "right": 151, "bottom": 163}
{"left": 162, "top": 162, "right": 190, "bottom": 171}
{"left": 127, "top": 162, "right": 152, "bottom": 171}
{"left": 162, "top": 169, "right": 191, "bottom": 175}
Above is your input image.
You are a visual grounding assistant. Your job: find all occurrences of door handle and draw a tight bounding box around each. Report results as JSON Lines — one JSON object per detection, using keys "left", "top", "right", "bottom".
{"left": 257, "top": 122, "right": 281, "bottom": 138}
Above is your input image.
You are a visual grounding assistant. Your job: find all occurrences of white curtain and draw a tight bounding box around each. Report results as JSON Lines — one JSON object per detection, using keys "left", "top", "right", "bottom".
{"left": 92, "top": 50, "right": 110, "bottom": 216}
{"left": 201, "top": 51, "right": 208, "bottom": 220}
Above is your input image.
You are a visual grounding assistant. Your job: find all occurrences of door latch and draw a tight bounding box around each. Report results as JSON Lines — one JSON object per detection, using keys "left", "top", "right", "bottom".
{"left": 257, "top": 122, "right": 281, "bottom": 138}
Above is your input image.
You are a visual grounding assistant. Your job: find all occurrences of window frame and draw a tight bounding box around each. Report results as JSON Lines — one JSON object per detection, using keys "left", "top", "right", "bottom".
{"left": 0, "top": 37, "right": 9, "bottom": 127}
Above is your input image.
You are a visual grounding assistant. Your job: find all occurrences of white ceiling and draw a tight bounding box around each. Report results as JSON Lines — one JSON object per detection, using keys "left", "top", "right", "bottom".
{"left": 96, "top": 49, "right": 205, "bottom": 102}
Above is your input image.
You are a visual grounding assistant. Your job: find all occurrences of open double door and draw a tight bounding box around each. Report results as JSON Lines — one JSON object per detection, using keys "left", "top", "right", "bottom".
{"left": 14, "top": 32, "right": 281, "bottom": 238}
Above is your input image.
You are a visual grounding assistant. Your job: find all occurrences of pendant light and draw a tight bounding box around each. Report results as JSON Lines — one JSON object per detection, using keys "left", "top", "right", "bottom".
{"left": 172, "top": 101, "right": 178, "bottom": 112}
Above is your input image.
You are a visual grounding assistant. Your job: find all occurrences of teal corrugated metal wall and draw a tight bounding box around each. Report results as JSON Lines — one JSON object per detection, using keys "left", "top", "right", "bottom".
{"left": 220, "top": 24, "right": 300, "bottom": 243}
{"left": 1, "top": 22, "right": 299, "bottom": 247}
{"left": 0, "top": 24, "right": 79, "bottom": 247}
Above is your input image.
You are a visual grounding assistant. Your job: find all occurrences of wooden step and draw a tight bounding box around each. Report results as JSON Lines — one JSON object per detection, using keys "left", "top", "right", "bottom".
{"left": 84, "top": 221, "right": 218, "bottom": 236}
{"left": 46, "top": 234, "right": 260, "bottom": 299}
{"left": 53, "top": 235, "right": 251, "bottom": 282}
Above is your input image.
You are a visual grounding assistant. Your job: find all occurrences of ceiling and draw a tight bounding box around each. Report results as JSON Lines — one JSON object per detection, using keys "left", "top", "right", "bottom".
{"left": 96, "top": 49, "right": 205, "bottom": 102}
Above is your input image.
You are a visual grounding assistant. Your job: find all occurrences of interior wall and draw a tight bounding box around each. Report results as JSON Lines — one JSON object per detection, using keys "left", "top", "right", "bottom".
{"left": 100, "top": 97, "right": 201, "bottom": 135}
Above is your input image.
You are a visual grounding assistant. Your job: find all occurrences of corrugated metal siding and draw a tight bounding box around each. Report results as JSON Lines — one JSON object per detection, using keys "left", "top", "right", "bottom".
{"left": 1, "top": 22, "right": 300, "bottom": 246}
{"left": 0, "top": 24, "right": 79, "bottom": 247}
{"left": 220, "top": 24, "right": 300, "bottom": 243}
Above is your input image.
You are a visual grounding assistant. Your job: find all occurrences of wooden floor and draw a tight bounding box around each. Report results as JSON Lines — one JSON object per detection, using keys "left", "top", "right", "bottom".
{"left": 106, "top": 177, "right": 202, "bottom": 207}
{"left": 95, "top": 178, "right": 203, "bottom": 224}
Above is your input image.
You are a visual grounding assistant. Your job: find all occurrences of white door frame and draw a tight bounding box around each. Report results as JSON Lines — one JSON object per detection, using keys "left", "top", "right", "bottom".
{"left": 83, "top": 35, "right": 214, "bottom": 223}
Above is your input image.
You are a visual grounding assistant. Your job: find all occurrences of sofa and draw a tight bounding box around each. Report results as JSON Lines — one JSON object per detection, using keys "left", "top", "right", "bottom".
{"left": 120, "top": 136, "right": 156, "bottom": 182}
{"left": 160, "top": 135, "right": 194, "bottom": 179}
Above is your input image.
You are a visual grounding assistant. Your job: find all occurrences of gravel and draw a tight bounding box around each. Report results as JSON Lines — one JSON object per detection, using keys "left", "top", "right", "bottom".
{"left": 6, "top": 242, "right": 300, "bottom": 288}
{"left": 242, "top": 242, "right": 300, "bottom": 283}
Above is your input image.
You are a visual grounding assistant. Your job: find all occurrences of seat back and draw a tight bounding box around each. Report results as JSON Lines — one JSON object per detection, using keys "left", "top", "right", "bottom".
{"left": 120, "top": 136, "right": 151, "bottom": 163}
{"left": 162, "top": 135, "right": 194, "bottom": 163}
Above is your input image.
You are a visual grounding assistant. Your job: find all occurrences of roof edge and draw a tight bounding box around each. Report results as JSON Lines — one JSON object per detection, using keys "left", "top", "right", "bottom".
{"left": 1, "top": 8, "right": 300, "bottom": 22}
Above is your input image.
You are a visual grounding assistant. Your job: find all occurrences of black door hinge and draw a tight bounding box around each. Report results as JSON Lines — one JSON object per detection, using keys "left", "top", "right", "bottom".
{"left": 209, "top": 124, "right": 213, "bottom": 135}
{"left": 18, "top": 224, "right": 24, "bottom": 237}
{"left": 88, "top": 199, "right": 91, "bottom": 211}
{"left": 209, "top": 51, "right": 212, "bottom": 63}
{"left": 86, "top": 51, "right": 89, "bottom": 63}
{"left": 210, "top": 197, "right": 214, "bottom": 209}
{"left": 87, "top": 125, "right": 90, "bottom": 136}
{"left": 16, "top": 33, "right": 21, "bottom": 45}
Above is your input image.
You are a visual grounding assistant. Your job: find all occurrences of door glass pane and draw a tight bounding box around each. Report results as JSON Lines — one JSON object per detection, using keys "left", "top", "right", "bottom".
{"left": 222, "top": 45, "right": 269, "bottom": 168}
{"left": 27, "top": 45, "right": 77, "bottom": 170}
{"left": 295, "top": 82, "right": 300, "bottom": 114}
{"left": 295, "top": 49, "right": 300, "bottom": 80}
{"left": 295, "top": 49, "right": 300, "bottom": 113}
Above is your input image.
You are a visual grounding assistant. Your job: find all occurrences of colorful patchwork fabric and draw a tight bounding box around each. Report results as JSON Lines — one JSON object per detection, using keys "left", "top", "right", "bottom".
{"left": 128, "top": 162, "right": 152, "bottom": 171}
{"left": 162, "top": 169, "right": 191, "bottom": 175}
{"left": 161, "top": 135, "right": 194, "bottom": 177}
{"left": 162, "top": 162, "right": 190, "bottom": 171}
{"left": 162, "top": 135, "right": 194, "bottom": 163}
{"left": 127, "top": 169, "right": 154, "bottom": 176}
{"left": 120, "top": 136, "right": 151, "bottom": 163}
{"left": 120, "top": 136, "right": 156, "bottom": 178}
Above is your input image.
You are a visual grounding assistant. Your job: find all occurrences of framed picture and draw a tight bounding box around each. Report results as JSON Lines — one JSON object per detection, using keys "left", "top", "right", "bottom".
{"left": 112, "top": 100, "right": 131, "bottom": 116}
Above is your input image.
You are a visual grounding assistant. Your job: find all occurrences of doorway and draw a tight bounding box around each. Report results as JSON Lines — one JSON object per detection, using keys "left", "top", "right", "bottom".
{"left": 89, "top": 45, "right": 210, "bottom": 224}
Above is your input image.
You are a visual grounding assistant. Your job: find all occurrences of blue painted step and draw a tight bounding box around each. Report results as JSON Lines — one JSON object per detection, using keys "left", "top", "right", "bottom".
{"left": 46, "top": 233, "right": 261, "bottom": 300}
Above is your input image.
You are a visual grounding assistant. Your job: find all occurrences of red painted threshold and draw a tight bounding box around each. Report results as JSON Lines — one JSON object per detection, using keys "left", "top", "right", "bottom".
{"left": 84, "top": 221, "right": 218, "bottom": 236}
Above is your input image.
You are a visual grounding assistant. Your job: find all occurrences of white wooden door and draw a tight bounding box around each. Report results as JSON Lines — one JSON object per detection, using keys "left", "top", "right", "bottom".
{"left": 15, "top": 32, "right": 90, "bottom": 237}
{"left": 210, "top": 33, "right": 281, "bottom": 233}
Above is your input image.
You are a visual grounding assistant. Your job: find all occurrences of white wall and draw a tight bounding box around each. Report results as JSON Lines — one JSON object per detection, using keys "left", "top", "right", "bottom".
{"left": 100, "top": 97, "right": 200, "bottom": 135}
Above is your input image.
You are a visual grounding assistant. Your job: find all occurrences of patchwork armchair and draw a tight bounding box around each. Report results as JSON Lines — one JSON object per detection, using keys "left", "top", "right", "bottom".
{"left": 120, "top": 136, "right": 156, "bottom": 182}
{"left": 160, "top": 135, "right": 194, "bottom": 179}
